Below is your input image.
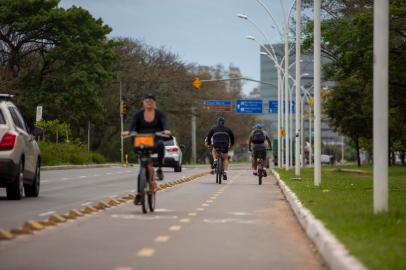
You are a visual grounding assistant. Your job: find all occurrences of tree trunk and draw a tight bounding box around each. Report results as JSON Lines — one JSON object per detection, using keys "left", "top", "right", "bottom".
{"left": 401, "top": 151, "right": 406, "bottom": 166}
{"left": 355, "top": 136, "right": 361, "bottom": 167}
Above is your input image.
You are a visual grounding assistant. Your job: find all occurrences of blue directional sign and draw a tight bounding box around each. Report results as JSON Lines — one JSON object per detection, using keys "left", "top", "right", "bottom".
{"left": 267, "top": 100, "right": 296, "bottom": 114}
{"left": 204, "top": 100, "right": 232, "bottom": 106}
{"left": 203, "top": 100, "right": 232, "bottom": 112}
{"left": 268, "top": 100, "right": 278, "bottom": 113}
{"left": 235, "top": 100, "right": 263, "bottom": 114}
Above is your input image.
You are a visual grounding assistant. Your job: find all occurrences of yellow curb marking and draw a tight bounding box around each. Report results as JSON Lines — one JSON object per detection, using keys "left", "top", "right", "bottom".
{"left": 180, "top": 218, "right": 190, "bottom": 223}
{"left": 115, "top": 267, "right": 133, "bottom": 270}
{"left": 196, "top": 208, "right": 205, "bottom": 211}
{"left": 169, "top": 225, "right": 182, "bottom": 231}
{"left": 137, "top": 248, "right": 155, "bottom": 257}
{"left": 188, "top": 212, "right": 197, "bottom": 216}
{"left": 155, "top": 235, "right": 170, "bottom": 242}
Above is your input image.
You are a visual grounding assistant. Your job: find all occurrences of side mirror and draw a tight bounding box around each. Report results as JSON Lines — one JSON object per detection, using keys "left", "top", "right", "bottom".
{"left": 32, "top": 126, "right": 44, "bottom": 137}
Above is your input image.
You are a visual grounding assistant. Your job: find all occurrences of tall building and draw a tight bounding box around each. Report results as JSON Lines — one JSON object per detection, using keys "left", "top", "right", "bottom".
{"left": 259, "top": 43, "right": 342, "bottom": 149}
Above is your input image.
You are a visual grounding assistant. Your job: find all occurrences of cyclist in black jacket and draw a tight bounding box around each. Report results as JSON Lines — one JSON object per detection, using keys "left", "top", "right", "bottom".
{"left": 122, "top": 92, "right": 171, "bottom": 203}
{"left": 248, "top": 123, "right": 272, "bottom": 176}
{"left": 206, "top": 117, "right": 234, "bottom": 180}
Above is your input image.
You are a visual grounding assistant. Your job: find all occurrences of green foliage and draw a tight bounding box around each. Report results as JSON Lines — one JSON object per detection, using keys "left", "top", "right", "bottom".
{"left": 39, "top": 142, "right": 106, "bottom": 166}
{"left": 276, "top": 166, "right": 406, "bottom": 270}
{"left": 36, "top": 119, "right": 71, "bottom": 142}
{"left": 0, "top": 0, "right": 117, "bottom": 134}
{"left": 302, "top": 1, "right": 406, "bottom": 164}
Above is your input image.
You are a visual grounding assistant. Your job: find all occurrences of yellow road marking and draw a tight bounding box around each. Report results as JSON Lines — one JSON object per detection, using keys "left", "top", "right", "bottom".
{"left": 188, "top": 212, "right": 197, "bottom": 216}
{"left": 196, "top": 207, "right": 205, "bottom": 211}
{"left": 169, "top": 225, "right": 181, "bottom": 231}
{"left": 115, "top": 267, "right": 133, "bottom": 270}
{"left": 180, "top": 218, "right": 190, "bottom": 223}
{"left": 206, "top": 200, "right": 214, "bottom": 203}
{"left": 137, "top": 248, "right": 155, "bottom": 257}
{"left": 210, "top": 196, "right": 217, "bottom": 200}
{"left": 155, "top": 235, "right": 170, "bottom": 242}
{"left": 202, "top": 203, "right": 210, "bottom": 207}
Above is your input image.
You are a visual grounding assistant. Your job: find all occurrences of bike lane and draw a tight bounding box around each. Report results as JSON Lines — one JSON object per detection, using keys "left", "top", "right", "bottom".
{"left": 0, "top": 169, "right": 326, "bottom": 270}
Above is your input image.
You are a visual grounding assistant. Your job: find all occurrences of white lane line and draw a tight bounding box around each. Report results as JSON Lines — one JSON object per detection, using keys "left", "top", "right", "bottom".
{"left": 42, "top": 180, "right": 50, "bottom": 184}
{"left": 81, "top": 202, "right": 93, "bottom": 206}
{"left": 110, "top": 194, "right": 118, "bottom": 198}
{"left": 180, "top": 218, "right": 190, "bottom": 223}
{"left": 61, "top": 177, "right": 71, "bottom": 181}
{"left": 106, "top": 172, "right": 112, "bottom": 175}
{"left": 93, "top": 174, "right": 100, "bottom": 177}
{"left": 155, "top": 235, "right": 170, "bottom": 243}
{"left": 169, "top": 225, "right": 181, "bottom": 231}
{"left": 79, "top": 176, "right": 86, "bottom": 178}
{"left": 137, "top": 248, "right": 155, "bottom": 257}
{"left": 38, "top": 211, "right": 55, "bottom": 217}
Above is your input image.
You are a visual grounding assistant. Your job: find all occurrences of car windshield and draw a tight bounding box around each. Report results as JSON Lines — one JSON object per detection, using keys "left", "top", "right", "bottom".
{"left": 164, "top": 140, "right": 175, "bottom": 146}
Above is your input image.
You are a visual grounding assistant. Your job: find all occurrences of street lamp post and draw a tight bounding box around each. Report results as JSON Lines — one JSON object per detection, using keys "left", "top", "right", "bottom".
{"left": 295, "top": 0, "right": 301, "bottom": 176}
{"left": 314, "top": 0, "right": 321, "bottom": 186}
{"left": 373, "top": 0, "right": 389, "bottom": 213}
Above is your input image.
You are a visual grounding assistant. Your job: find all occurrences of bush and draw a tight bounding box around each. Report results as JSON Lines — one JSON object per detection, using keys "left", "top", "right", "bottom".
{"left": 39, "top": 142, "right": 107, "bottom": 166}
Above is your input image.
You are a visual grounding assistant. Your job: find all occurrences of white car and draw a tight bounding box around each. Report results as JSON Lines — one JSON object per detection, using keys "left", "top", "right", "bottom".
{"left": 0, "top": 94, "right": 42, "bottom": 199}
{"left": 320, "top": 154, "right": 332, "bottom": 165}
{"left": 152, "top": 137, "right": 183, "bottom": 172}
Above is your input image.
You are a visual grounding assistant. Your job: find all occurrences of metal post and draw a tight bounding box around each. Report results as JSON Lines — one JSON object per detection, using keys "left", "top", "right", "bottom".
{"left": 309, "top": 105, "right": 312, "bottom": 167}
{"left": 289, "top": 87, "right": 293, "bottom": 167}
{"left": 373, "top": 0, "right": 389, "bottom": 213}
{"left": 314, "top": 0, "right": 321, "bottom": 186}
{"left": 301, "top": 95, "right": 304, "bottom": 167}
{"left": 87, "top": 121, "right": 90, "bottom": 152}
{"left": 341, "top": 135, "right": 345, "bottom": 163}
{"left": 284, "top": 18, "right": 290, "bottom": 170}
{"left": 192, "top": 106, "right": 197, "bottom": 164}
{"left": 277, "top": 69, "right": 282, "bottom": 168}
{"left": 120, "top": 81, "right": 124, "bottom": 165}
{"left": 295, "top": 0, "right": 301, "bottom": 176}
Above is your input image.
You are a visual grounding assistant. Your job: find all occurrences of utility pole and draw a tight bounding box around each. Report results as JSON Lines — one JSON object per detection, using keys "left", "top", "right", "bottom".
{"left": 284, "top": 16, "right": 290, "bottom": 170}
{"left": 373, "top": 0, "right": 389, "bottom": 213}
{"left": 314, "top": 0, "right": 321, "bottom": 186}
{"left": 191, "top": 106, "right": 197, "bottom": 164}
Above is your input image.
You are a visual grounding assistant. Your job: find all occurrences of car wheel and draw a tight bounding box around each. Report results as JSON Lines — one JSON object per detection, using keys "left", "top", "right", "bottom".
{"left": 7, "top": 160, "right": 24, "bottom": 200}
{"left": 174, "top": 163, "right": 182, "bottom": 172}
{"left": 25, "top": 160, "right": 40, "bottom": 197}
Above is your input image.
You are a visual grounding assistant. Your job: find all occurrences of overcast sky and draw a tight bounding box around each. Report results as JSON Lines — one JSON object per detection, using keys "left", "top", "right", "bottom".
{"left": 59, "top": 0, "right": 293, "bottom": 94}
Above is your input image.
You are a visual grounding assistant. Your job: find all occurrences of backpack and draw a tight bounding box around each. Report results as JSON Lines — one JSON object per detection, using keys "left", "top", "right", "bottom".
{"left": 251, "top": 130, "right": 266, "bottom": 144}
{"left": 212, "top": 131, "right": 230, "bottom": 148}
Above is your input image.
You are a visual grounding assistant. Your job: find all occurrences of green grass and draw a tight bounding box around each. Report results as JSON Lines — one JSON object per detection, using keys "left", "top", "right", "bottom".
{"left": 275, "top": 165, "right": 406, "bottom": 270}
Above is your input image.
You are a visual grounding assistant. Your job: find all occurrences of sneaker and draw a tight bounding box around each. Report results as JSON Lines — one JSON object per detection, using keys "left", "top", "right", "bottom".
{"left": 156, "top": 168, "right": 164, "bottom": 181}
{"left": 223, "top": 172, "right": 227, "bottom": 180}
{"left": 133, "top": 194, "right": 142, "bottom": 205}
{"left": 263, "top": 170, "right": 268, "bottom": 177}
{"left": 253, "top": 171, "right": 258, "bottom": 176}
{"left": 213, "top": 159, "right": 217, "bottom": 168}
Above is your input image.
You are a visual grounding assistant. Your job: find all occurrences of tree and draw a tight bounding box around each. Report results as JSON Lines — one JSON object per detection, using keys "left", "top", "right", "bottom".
{"left": 0, "top": 0, "right": 116, "bottom": 134}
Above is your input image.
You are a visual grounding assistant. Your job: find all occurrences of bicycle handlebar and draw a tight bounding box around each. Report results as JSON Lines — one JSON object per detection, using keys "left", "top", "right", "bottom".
{"left": 122, "top": 131, "right": 172, "bottom": 139}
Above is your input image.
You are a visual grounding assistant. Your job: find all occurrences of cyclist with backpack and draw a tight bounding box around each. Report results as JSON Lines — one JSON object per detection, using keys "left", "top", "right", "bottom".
{"left": 248, "top": 123, "right": 272, "bottom": 176}
{"left": 206, "top": 117, "right": 235, "bottom": 180}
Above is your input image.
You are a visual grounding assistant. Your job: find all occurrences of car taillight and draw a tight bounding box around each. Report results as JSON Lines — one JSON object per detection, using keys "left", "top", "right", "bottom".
{"left": 167, "top": 147, "right": 179, "bottom": 153}
{"left": 0, "top": 131, "right": 17, "bottom": 151}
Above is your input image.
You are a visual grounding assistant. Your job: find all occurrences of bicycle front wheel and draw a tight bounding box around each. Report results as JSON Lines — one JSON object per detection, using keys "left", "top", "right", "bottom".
{"left": 139, "top": 168, "right": 148, "bottom": 213}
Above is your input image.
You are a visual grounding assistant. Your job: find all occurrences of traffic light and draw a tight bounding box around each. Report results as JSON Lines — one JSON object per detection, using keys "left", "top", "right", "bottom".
{"left": 120, "top": 99, "right": 127, "bottom": 117}
{"left": 192, "top": 77, "right": 202, "bottom": 90}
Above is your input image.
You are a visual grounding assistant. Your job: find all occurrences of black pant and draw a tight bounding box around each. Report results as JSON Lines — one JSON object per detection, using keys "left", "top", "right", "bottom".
{"left": 154, "top": 140, "right": 165, "bottom": 167}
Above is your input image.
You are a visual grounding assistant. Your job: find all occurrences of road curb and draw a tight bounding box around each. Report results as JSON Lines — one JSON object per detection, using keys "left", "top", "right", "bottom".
{"left": 42, "top": 163, "right": 121, "bottom": 171}
{"left": 272, "top": 169, "right": 367, "bottom": 270}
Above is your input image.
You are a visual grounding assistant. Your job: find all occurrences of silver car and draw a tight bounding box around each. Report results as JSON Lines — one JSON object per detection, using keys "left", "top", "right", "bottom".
{"left": 0, "top": 94, "right": 42, "bottom": 199}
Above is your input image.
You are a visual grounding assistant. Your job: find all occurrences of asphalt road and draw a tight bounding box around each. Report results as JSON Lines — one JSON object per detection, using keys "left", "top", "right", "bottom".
{"left": 0, "top": 168, "right": 326, "bottom": 270}
{"left": 0, "top": 166, "right": 207, "bottom": 230}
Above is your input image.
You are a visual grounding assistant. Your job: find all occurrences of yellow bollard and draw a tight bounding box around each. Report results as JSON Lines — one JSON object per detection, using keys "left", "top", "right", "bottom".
{"left": 125, "top": 154, "right": 129, "bottom": 167}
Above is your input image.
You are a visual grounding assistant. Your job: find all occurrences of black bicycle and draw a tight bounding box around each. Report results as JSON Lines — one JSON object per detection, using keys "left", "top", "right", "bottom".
{"left": 126, "top": 132, "right": 169, "bottom": 213}
{"left": 214, "top": 150, "right": 224, "bottom": 184}
{"left": 256, "top": 156, "right": 265, "bottom": 185}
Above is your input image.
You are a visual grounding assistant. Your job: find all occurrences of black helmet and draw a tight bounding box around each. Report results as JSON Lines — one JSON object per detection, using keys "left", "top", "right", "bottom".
{"left": 216, "top": 116, "right": 225, "bottom": 126}
{"left": 143, "top": 92, "right": 156, "bottom": 101}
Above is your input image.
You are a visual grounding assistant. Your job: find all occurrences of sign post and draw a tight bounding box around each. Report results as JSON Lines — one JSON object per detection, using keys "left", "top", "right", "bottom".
{"left": 36, "top": 106, "right": 43, "bottom": 122}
